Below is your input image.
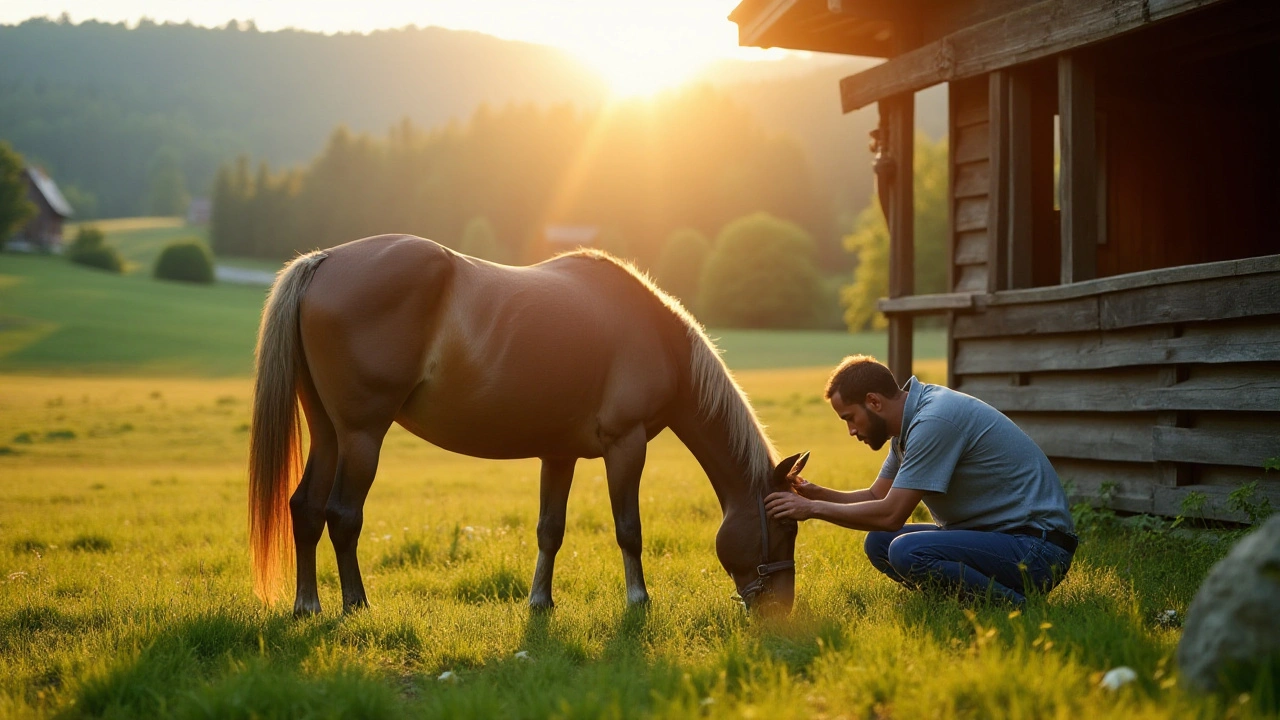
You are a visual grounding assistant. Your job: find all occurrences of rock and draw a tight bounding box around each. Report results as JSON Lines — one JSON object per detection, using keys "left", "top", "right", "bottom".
{"left": 1177, "top": 515, "right": 1280, "bottom": 692}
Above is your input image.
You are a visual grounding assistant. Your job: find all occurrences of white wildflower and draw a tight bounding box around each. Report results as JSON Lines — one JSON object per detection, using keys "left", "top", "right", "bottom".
{"left": 1100, "top": 667, "right": 1138, "bottom": 690}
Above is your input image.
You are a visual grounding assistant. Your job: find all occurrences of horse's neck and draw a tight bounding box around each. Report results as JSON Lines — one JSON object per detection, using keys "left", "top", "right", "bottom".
{"left": 669, "top": 407, "right": 760, "bottom": 516}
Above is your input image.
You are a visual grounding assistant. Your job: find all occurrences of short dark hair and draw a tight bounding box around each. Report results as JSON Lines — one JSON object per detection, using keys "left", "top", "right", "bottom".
{"left": 824, "top": 355, "right": 902, "bottom": 404}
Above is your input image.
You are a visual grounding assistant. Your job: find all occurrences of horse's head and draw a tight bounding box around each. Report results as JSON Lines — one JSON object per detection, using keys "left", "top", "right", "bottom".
{"left": 716, "top": 451, "right": 808, "bottom": 616}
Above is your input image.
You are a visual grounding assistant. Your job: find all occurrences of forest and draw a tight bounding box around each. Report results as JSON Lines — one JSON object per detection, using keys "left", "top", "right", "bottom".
{"left": 0, "top": 16, "right": 945, "bottom": 227}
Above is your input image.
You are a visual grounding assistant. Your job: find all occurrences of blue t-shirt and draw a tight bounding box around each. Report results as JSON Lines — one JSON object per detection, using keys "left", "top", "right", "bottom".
{"left": 879, "top": 377, "right": 1075, "bottom": 533}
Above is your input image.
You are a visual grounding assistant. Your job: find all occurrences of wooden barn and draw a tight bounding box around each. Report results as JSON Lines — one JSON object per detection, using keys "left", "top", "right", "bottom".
{"left": 17, "top": 166, "right": 74, "bottom": 252}
{"left": 730, "top": 0, "right": 1280, "bottom": 521}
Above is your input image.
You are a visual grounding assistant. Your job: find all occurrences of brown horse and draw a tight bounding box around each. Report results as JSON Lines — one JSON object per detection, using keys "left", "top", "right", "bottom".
{"left": 249, "top": 234, "right": 803, "bottom": 616}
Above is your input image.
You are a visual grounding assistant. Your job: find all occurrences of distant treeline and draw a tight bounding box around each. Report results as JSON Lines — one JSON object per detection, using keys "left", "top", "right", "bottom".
{"left": 211, "top": 88, "right": 840, "bottom": 270}
{"left": 0, "top": 17, "right": 606, "bottom": 219}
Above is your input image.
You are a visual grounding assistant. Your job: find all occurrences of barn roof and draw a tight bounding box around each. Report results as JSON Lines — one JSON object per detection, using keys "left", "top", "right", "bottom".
{"left": 26, "top": 167, "right": 74, "bottom": 218}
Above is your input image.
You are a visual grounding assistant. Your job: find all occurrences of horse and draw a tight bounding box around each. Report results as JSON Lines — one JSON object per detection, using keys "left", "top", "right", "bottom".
{"left": 248, "top": 234, "right": 805, "bottom": 617}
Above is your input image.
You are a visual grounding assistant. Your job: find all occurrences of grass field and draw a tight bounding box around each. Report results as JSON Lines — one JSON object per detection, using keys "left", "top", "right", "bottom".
{"left": 0, "top": 250, "right": 947, "bottom": 376}
{"left": 0, "top": 223, "right": 1271, "bottom": 718}
{"left": 0, "top": 372, "right": 1263, "bottom": 719}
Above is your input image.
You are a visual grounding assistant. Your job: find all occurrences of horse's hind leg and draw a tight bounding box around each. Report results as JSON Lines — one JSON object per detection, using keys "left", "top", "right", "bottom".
{"left": 604, "top": 426, "right": 649, "bottom": 605}
{"left": 530, "top": 457, "right": 576, "bottom": 609}
{"left": 291, "top": 369, "right": 337, "bottom": 617}
{"left": 325, "top": 424, "right": 392, "bottom": 612}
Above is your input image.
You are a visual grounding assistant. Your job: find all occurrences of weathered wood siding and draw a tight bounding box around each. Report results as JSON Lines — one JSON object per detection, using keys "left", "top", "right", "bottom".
{"left": 951, "top": 256, "right": 1280, "bottom": 522}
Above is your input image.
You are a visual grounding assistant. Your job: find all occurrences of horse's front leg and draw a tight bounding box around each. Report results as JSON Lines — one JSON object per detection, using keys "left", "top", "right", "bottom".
{"left": 529, "top": 457, "right": 576, "bottom": 609}
{"left": 604, "top": 426, "right": 649, "bottom": 605}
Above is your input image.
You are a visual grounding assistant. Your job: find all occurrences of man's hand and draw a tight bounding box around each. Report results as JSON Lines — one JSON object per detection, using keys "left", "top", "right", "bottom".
{"left": 789, "top": 475, "right": 823, "bottom": 499}
{"left": 765, "top": 491, "right": 818, "bottom": 522}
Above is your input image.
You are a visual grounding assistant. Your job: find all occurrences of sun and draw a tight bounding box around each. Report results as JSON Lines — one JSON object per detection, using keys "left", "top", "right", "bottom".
{"left": 570, "top": 37, "right": 718, "bottom": 99}
{"left": 588, "top": 51, "right": 706, "bottom": 98}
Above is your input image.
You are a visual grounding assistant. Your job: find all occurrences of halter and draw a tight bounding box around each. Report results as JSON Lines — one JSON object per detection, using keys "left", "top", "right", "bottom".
{"left": 736, "top": 452, "right": 807, "bottom": 609}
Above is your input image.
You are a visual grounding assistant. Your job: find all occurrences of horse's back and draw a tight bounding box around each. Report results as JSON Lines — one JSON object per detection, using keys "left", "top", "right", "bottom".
{"left": 298, "top": 236, "right": 687, "bottom": 458}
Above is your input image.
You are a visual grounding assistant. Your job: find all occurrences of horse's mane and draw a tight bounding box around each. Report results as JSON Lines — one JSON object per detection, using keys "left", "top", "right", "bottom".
{"left": 561, "top": 249, "right": 779, "bottom": 491}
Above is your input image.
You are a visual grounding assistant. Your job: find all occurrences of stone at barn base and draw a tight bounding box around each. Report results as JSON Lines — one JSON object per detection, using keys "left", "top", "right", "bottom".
{"left": 1177, "top": 515, "right": 1280, "bottom": 692}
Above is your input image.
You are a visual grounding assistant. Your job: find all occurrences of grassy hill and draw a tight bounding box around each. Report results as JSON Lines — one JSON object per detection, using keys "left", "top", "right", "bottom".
{"left": 1, "top": 220, "right": 945, "bottom": 377}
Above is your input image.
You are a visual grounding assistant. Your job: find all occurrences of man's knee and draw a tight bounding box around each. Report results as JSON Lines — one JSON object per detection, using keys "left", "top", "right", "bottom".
{"left": 864, "top": 531, "right": 895, "bottom": 572}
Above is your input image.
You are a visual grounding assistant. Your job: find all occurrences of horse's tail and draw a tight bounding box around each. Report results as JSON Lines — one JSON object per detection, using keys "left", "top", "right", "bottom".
{"left": 249, "top": 250, "right": 327, "bottom": 604}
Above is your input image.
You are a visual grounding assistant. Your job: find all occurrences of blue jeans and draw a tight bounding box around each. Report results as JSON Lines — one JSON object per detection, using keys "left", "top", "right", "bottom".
{"left": 864, "top": 524, "right": 1074, "bottom": 606}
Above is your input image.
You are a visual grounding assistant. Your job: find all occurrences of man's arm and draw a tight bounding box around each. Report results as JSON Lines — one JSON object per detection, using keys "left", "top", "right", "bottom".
{"left": 797, "top": 473, "right": 894, "bottom": 504}
{"left": 765, "top": 486, "right": 925, "bottom": 532}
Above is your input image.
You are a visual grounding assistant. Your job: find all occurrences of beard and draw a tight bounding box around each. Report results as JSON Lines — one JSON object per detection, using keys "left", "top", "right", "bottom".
{"left": 864, "top": 408, "right": 890, "bottom": 451}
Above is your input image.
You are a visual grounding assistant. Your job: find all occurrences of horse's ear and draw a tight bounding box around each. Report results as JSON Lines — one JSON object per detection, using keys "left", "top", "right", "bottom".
{"left": 772, "top": 451, "right": 809, "bottom": 481}
{"left": 792, "top": 451, "right": 810, "bottom": 477}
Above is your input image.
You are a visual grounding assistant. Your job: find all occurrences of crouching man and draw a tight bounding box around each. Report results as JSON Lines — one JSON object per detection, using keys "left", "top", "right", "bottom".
{"left": 765, "top": 355, "right": 1076, "bottom": 606}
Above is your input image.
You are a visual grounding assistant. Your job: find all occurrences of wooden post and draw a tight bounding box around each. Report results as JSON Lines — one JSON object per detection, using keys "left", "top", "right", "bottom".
{"left": 987, "top": 71, "right": 1010, "bottom": 293}
{"left": 1058, "top": 53, "right": 1098, "bottom": 284}
{"left": 881, "top": 93, "right": 915, "bottom": 385}
{"left": 1007, "top": 70, "right": 1035, "bottom": 289}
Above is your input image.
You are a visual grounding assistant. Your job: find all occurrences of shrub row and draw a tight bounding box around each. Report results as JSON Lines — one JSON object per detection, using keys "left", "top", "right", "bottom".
{"left": 66, "top": 226, "right": 214, "bottom": 284}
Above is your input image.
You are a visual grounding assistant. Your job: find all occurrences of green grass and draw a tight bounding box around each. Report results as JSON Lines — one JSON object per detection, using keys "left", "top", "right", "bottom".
{"left": 712, "top": 327, "right": 946, "bottom": 370}
{"left": 0, "top": 373, "right": 1267, "bottom": 719}
{"left": 0, "top": 221, "right": 1270, "bottom": 717}
{"left": 0, "top": 254, "right": 265, "bottom": 375}
{"left": 0, "top": 248, "right": 944, "bottom": 376}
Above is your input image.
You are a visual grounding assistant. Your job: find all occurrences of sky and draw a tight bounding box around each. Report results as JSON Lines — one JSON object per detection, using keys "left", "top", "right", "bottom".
{"left": 0, "top": 0, "right": 798, "bottom": 97}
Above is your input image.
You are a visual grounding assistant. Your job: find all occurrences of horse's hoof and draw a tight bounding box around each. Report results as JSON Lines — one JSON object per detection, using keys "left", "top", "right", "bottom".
{"left": 341, "top": 598, "right": 369, "bottom": 614}
{"left": 293, "top": 604, "right": 321, "bottom": 619}
{"left": 626, "top": 592, "right": 651, "bottom": 606}
{"left": 528, "top": 597, "right": 556, "bottom": 612}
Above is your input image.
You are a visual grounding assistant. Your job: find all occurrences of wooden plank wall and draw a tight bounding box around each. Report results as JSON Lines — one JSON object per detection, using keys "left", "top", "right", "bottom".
{"left": 951, "top": 261, "right": 1280, "bottom": 522}
{"left": 950, "top": 77, "right": 991, "bottom": 295}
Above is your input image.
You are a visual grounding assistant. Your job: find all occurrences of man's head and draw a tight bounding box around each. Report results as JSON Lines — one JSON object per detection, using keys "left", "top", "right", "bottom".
{"left": 824, "top": 355, "right": 904, "bottom": 451}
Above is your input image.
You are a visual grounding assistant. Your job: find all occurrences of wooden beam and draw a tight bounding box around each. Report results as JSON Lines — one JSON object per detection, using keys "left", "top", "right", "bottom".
{"left": 1153, "top": 427, "right": 1280, "bottom": 468}
{"left": 970, "top": 377, "right": 1280, "bottom": 413}
{"left": 1006, "top": 69, "right": 1035, "bottom": 290}
{"left": 987, "top": 70, "right": 1010, "bottom": 293}
{"left": 883, "top": 93, "right": 914, "bottom": 385}
{"left": 839, "top": 0, "right": 1228, "bottom": 113}
{"left": 952, "top": 296, "right": 1100, "bottom": 338}
{"left": 879, "top": 292, "right": 977, "bottom": 315}
{"left": 1100, "top": 273, "right": 1280, "bottom": 330}
{"left": 1010, "top": 414, "right": 1154, "bottom": 463}
{"left": 953, "top": 322, "right": 1280, "bottom": 374}
{"left": 1058, "top": 53, "right": 1098, "bottom": 284}
{"left": 984, "top": 254, "right": 1280, "bottom": 306}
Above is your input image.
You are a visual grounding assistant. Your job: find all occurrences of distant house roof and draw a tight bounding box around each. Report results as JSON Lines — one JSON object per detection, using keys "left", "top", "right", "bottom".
{"left": 26, "top": 167, "right": 73, "bottom": 218}
{"left": 544, "top": 225, "right": 599, "bottom": 244}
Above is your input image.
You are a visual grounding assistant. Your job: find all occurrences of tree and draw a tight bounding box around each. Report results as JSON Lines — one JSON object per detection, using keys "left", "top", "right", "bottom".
{"left": 459, "top": 216, "right": 502, "bottom": 262}
{"left": 698, "top": 212, "right": 824, "bottom": 329}
{"left": 0, "top": 142, "right": 35, "bottom": 243}
{"left": 652, "top": 227, "right": 710, "bottom": 310}
{"left": 145, "top": 146, "right": 190, "bottom": 216}
{"left": 841, "top": 134, "right": 949, "bottom": 331}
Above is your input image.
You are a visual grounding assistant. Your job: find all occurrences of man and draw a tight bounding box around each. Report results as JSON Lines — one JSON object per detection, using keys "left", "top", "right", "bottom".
{"left": 765, "top": 355, "right": 1076, "bottom": 606}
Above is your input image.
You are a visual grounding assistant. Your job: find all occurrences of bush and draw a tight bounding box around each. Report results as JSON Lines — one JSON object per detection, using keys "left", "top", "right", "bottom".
{"left": 67, "top": 225, "right": 125, "bottom": 273}
{"left": 652, "top": 227, "right": 710, "bottom": 309}
{"left": 153, "top": 240, "right": 214, "bottom": 284}
{"left": 698, "top": 212, "right": 824, "bottom": 329}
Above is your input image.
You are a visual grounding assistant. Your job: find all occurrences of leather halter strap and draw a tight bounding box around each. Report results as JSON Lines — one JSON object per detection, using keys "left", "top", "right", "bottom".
{"left": 737, "top": 492, "right": 795, "bottom": 607}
